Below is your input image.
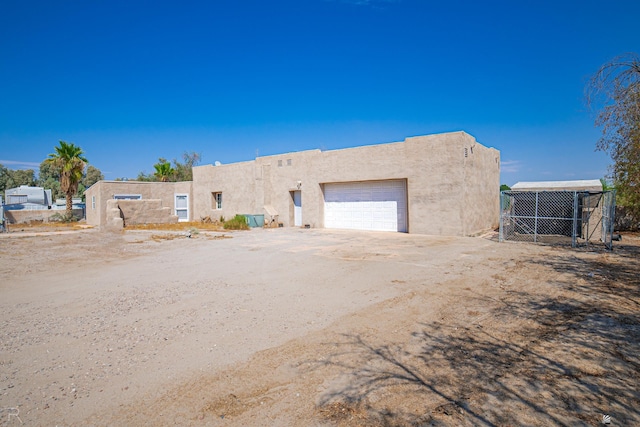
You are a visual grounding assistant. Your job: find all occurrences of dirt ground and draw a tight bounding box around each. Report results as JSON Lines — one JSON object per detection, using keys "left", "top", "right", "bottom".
{"left": 0, "top": 224, "right": 638, "bottom": 426}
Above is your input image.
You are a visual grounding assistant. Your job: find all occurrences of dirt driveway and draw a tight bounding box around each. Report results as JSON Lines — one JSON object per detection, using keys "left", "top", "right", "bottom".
{"left": 0, "top": 227, "right": 638, "bottom": 426}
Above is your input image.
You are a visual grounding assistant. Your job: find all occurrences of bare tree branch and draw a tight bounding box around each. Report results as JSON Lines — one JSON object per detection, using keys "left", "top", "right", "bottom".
{"left": 586, "top": 53, "right": 640, "bottom": 225}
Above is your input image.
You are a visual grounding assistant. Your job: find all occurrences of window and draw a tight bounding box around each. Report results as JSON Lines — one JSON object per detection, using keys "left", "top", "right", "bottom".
{"left": 278, "top": 160, "right": 283, "bottom": 167}
{"left": 212, "top": 192, "right": 222, "bottom": 210}
{"left": 91, "top": 195, "right": 96, "bottom": 210}
{"left": 287, "top": 159, "right": 292, "bottom": 166}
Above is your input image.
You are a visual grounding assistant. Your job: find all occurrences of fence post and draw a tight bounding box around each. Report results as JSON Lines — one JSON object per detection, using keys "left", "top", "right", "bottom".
{"left": 585, "top": 193, "right": 590, "bottom": 248}
{"left": 572, "top": 191, "right": 578, "bottom": 248}
{"left": 499, "top": 191, "right": 504, "bottom": 242}
{"left": 534, "top": 191, "right": 539, "bottom": 243}
{"left": 605, "top": 190, "right": 616, "bottom": 250}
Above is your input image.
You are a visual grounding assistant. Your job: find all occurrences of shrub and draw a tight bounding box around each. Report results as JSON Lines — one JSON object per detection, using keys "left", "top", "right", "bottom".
{"left": 223, "top": 214, "right": 249, "bottom": 230}
{"left": 49, "top": 212, "right": 79, "bottom": 223}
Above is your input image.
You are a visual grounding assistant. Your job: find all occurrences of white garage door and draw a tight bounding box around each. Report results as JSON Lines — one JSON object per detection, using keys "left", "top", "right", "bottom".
{"left": 324, "top": 180, "right": 407, "bottom": 232}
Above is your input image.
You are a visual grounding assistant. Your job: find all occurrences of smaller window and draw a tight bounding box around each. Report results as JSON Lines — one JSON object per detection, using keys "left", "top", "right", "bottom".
{"left": 287, "top": 159, "right": 292, "bottom": 166}
{"left": 91, "top": 195, "right": 96, "bottom": 210}
{"left": 278, "top": 160, "right": 283, "bottom": 167}
{"left": 113, "top": 194, "right": 142, "bottom": 200}
{"left": 212, "top": 192, "right": 222, "bottom": 210}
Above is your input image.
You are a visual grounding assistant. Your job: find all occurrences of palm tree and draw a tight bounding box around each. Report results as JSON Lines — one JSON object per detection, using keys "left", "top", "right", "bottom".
{"left": 153, "top": 160, "right": 175, "bottom": 182}
{"left": 46, "top": 141, "right": 87, "bottom": 216}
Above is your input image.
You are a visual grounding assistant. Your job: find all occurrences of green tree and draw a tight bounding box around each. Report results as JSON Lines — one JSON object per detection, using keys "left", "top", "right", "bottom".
{"left": 138, "top": 151, "right": 201, "bottom": 182}
{"left": 0, "top": 164, "right": 36, "bottom": 194}
{"left": 37, "top": 159, "right": 62, "bottom": 200}
{"left": 587, "top": 53, "right": 640, "bottom": 220}
{"left": 135, "top": 171, "right": 155, "bottom": 182}
{"left": 45, "top": 141, "right": 87, "bottom": 215}
{"left": 41, "top": 177, "right": 61, "bottom": 202}
{"left": 38, "top": 159, "right": 59, "bottom": 183}
{"left": 78, "top": 165, "right": 104, "bottom": 199}
{"left": 83, "top": 165, "right": 104, "bottom": 188}
{"left": 37, "top": 160, "right": 103, "bottom": 202}
{"left": 0, "top": 165, "right": 9, "bottom": 194}
{"left": 153, "top": 158, "right": 176, "bottom": 182}
{"left": 173, "top": 151, "right": 201, "bottom": 181}
{"left": 600, "top": 178, "right": 615, "bottom": 191}
{"left": 10, "top": 169, "right": 36, "bottom": 187}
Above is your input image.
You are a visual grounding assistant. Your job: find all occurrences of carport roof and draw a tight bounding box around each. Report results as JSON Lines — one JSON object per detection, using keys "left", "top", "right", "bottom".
{"left": 511, "top": 179, "right": 603, "bottom": 191}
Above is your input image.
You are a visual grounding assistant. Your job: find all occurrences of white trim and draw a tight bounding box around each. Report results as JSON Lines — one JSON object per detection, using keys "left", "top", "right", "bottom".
{"left": 293, "top": 191, "right": 302, "bottom": 226}
{"left": 113, "top": 194, "right": 142, "bottom": 200}
{"left": 174, "top": 193, "right": 189, "bottom": 222}
{"left": 212, "top": 192, "right": 222, "bottom": 210}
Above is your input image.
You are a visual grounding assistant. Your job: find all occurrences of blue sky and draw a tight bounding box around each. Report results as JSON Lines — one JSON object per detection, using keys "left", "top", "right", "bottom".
{"left": 1, "top": 0, "right": 638, "bottom": 185}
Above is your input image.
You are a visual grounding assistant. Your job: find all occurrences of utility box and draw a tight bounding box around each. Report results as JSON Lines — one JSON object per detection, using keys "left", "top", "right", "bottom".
{"left": 243, "top": 214, "right": 265, "bottom": 228}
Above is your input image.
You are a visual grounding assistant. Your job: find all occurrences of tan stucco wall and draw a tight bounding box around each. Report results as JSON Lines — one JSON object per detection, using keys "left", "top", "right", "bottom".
{"left": 104, "top": 199, "right": 179, "bottom": 229}
{"left": 192, "top": 161, "right": 257, "bottom": 223}
{"left": 192, "top": 131, "right": 500, "bottom": 236}
{"left": 4, "top": 208, "right": 85, "bottom": 224}
{"left": 85, "top": 181, "right": 192, "bottom": 227}
{"left": 461, "top": 135, "right": 501, "bottom": 235}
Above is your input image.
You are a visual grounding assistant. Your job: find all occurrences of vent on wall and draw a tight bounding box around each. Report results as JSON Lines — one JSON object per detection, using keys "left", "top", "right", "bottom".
{"left": 464, "top": 148, "right": 468, "bottom": 158}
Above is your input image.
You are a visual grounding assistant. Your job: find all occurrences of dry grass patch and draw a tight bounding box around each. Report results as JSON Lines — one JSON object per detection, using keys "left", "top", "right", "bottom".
{"left": 7, "top": 220, "right": 92, "bottom": 232}
{"left": 130, "top": 222, "right": 233, "bottom": 242}
{"left": 150, "top": 233, "right": 184, "bottom": 242}
{"left": 125, "top": 221, "right": 224, "bottom": 232}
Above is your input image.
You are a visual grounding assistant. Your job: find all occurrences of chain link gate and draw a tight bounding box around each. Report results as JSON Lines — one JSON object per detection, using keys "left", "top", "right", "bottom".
{"left": 499, "top": 190, "right": 616, "bottom": 249}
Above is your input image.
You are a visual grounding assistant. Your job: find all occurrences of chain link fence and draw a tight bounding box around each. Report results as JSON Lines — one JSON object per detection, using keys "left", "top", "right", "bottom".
{"left": 499, "top": 190, "right": 616, "bottom": 249}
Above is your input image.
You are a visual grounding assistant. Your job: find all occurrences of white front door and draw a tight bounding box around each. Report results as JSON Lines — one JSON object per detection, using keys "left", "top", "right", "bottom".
{"left": 293, "top": 191, "right": 302, "bottom": 226}
{"left": 175, "top": 194, "right": 189, "bottom": 222}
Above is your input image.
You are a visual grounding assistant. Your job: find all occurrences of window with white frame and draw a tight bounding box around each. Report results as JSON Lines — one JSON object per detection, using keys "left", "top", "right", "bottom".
{"left": 175, "top": 194, "right": 189, "bottom": 222}
{"left": 91, "top": 195, "right": 96, "bottom": 209}
{"left": 212, "top": 192, "right": 222, "bottom": 210}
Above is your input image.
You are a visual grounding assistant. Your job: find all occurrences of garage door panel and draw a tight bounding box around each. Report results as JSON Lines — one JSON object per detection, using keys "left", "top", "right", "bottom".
{"left": 324, "top": 180, "right": 407, "bottom": 232}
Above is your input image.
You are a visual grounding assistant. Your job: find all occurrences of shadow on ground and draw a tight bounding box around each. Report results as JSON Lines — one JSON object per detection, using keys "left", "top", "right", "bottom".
{"left": 306, "top": 243, "right": 640, "bottom": 426}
